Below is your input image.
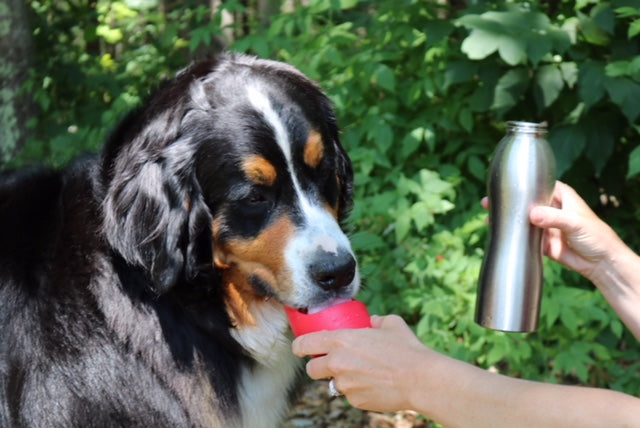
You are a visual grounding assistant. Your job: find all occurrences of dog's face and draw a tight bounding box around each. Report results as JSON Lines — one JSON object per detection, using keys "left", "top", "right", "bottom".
{"left": 194, "top": 59, "right": 360, "bottom": 316}
{"left": 102, "top": 54, "right": 359, "bottom": 323}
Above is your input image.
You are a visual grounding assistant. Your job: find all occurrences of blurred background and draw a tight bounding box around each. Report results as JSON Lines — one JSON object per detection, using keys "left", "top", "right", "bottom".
{"left": 2, "top": 0, "right": 640, "bottom": 424}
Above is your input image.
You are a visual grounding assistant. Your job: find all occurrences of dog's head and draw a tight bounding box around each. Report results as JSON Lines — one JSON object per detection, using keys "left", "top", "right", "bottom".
{"left": 102, "top": 54, "right": 359, "bottom": 322}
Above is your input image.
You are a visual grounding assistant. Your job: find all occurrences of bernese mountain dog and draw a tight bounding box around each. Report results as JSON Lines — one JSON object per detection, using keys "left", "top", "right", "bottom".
{"left": 0, "top": 53, "right": 360, "bottom": 427}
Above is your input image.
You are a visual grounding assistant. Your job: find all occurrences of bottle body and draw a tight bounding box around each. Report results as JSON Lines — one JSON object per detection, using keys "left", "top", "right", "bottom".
{"left": 475, "top": 121, "right": 556, "bottom": 332}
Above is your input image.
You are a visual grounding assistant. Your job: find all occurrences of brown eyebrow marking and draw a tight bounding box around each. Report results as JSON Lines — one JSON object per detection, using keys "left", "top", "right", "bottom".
{"left": 242, "top": 156, "right": 277, "bottom": 186}
{"left": 304, "top": 130, "right": 325, "bottom": 169}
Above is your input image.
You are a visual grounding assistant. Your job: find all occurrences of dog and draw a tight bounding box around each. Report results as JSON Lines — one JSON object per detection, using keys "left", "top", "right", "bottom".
{"left": 0, "top": 53, "right": 360, "bottom": 428}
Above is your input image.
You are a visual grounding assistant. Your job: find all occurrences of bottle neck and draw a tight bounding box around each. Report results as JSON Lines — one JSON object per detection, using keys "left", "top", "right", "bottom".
{"left": 506, "top": 121, "right": 547, "bottom": 137}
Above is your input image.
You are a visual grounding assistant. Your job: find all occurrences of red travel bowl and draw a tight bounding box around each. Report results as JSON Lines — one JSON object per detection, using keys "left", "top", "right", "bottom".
{"left": 285, "top": 300, "right": 371, "bottom": 337}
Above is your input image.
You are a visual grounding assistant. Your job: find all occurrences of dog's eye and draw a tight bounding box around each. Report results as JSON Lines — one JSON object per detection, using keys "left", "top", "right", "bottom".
{"left": 248, "top": 189, "right": 269, "bottom": 204}
{"left": 241, "top": 188, "right": 274, "bottom": 216}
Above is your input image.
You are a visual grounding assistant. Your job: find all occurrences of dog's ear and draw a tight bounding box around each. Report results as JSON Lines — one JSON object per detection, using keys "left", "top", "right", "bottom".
{"left": 324, "top": 105, "right": 354, "bottom": 221}
{"left": 334, "top": 135, "right": 354, "bottom": 221}
{"left": 101, "top": 100, "right": 213, "bottom": 294}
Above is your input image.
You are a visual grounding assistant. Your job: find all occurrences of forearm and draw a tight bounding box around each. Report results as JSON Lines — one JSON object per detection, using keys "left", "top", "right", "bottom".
{"left": 410, "top": 350, "right": 640, "bottom": 427}
{"left": 590, "top": 240, "right": 640, "bottom": 341}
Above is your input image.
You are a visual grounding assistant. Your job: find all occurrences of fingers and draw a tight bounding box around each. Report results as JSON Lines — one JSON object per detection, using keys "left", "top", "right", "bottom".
{"left": 293, "top": 315, "right": 393, "bottom": 358}
{"left": 530, "top": 205, "right": 562, "bottom": 229}
{"left": 540, "top": 226, "right": 566, "bottom": 261}
{"left": 305, "top": 354, "right": 332, "bottom": 380}
{"left": 292, "top": 331, "right": 332, "bottom": 358}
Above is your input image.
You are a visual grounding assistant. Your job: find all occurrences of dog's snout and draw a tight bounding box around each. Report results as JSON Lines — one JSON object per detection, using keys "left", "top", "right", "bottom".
{"left": 310, "top": 250, "right": 356, "bottom": 291}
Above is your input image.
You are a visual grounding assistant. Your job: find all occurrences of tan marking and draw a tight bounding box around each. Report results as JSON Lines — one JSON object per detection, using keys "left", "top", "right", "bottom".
{"left": 213, "top": 216, "right": 296, "bottom": 327}
{"left": 243, "top": 156, "right": 277, "bottom": 186}
{"left": 304, "top": 130, "right": 325, "bottom": 169}
{"left": 212, "top": 218, "right": 229, "bottom": 269}
{"left": 225, "top": 282, "right": 256, "bottom": 327}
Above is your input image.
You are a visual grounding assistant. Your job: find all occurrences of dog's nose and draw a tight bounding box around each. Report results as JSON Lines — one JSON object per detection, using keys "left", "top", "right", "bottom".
{"left": 309, "top": 250, "right": 357, "bottom": 291}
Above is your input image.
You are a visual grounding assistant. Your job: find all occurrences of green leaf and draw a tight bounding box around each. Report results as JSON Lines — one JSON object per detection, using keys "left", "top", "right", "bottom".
{"left": 395, "top": 210, "right": 412, "bottom": 243}
{"left": 526, "top": 32, "right": 552, "bottom": 67}
{"left": 401, "top": 128, "right": 423, "bottom": 159}
{"left": 460, "top": 29, "right": 499, "bottom": 60}
{"left": 543, "top": 295, "right": 561, "bottom": 328}
{"left": 605, "top": 60, "right": 630, "bottom": 77}
{"left": 578, "top": 60, "right": 606, "bottom": 107}
{"left": 492, "top": 68, "right": 529, "bottom": 114}
{"left": 610, "top": 319, "right": 624, "bottom": 338}
{"left": 457, "top": 10, "right": 570, "bottom": 66}
{"left": 486, "top": 341, "right": 509, "bottom": 366}
{"left": 591, "top": 2, "right": 615, "bottom": 34}
{"left": 411, "top": 201, "right": 434, "bottom": 232}
{"left": 423, "top": 19, "right": 455, "bottom": 48}
{"left": 444, "top": 60, "right": 477, "bottom": 89}
{"left": 458, "top": 108, "right": 473, "bottom": 133}
{"left": 535, "top": 64, "right": 564, "bottom": 108}
{"left": 560, "top": 62, "right": 579, "bottom": 88}
{"left": 373, "top": 64, "right": 396, "bottom": 91}
{"left": 604, "top": 76, "right": 640, "bottom": 123}
{"left": 496, "top": 35, "right": 527, "bottom": 66}
{"left": 309, "top": 0, "right": 358, "bottom": 12}
{"left": 350, "top": 231, "right": 387, "bottom": 251}
{"left": 614, "top": 6, "right": 640, "bottom": 19}
{"left": 627, "top": 146, "right": 640, "bottom": 179}
{"left": 583, "top": 114, "right": 615, "bottom": 174}
{"left": 96, "top": 24, "right": 123, "bottom": 44}
{"left": 629, "top": 20, "right": 640, "bottom": 38}
{"left": 548, "top": 125, "right": 586, "bottom": 177}
{"left": 372, "top": 122, "right": 393, "bottom": 153}
{"left": 467, "top": 155, "right": 485, "bottom": 181}
{"left": 560, "top": 308, "right": 580, "bottom": 333}
{"left": 578, "top": 11, "right": 612, "bottom": 46}
{"left": 630, "top": 56, "right": 640, "bottom": 81}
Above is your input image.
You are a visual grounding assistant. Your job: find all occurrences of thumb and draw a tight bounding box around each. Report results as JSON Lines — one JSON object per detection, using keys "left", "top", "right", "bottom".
{"left": 370, "top": 315, "right": 385, "bottom": 328}
{"left": 372, "top": 314, "right": 407, "bottom": 330}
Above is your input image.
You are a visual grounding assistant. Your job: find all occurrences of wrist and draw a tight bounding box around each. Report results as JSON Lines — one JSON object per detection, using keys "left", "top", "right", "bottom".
{"left": 404, "top": 347, "right": 463, "bottom": 420}
{"left": 589, "top": 236, "right": 636, "bottom": 288}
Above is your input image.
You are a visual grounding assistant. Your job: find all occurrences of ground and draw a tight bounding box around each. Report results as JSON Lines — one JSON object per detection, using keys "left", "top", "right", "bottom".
{"left": 284, "top": 380, "right": 434, "bottom": 428}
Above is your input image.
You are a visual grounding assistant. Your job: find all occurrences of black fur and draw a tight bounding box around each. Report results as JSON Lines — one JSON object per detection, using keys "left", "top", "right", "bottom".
{"left": 0, "top": 53, "right": 355, "bottom": 427}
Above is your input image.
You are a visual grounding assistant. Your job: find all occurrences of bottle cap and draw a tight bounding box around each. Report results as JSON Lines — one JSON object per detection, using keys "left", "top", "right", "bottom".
{"left": 285, "top": 300, "right": 371, "bottom": 337}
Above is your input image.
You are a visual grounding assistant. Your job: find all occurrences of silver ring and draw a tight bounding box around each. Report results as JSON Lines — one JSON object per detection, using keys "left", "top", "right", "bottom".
{"left": 328, "top": 378, "right": 342, "bottom": 397}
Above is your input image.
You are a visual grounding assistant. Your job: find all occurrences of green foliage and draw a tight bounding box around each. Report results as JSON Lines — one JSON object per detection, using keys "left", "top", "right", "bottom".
{"left": 6, "top": 0, "right": 640, "bottom": 405}
{"left": 14, "top": 0, "right": 231, "bottom": 167}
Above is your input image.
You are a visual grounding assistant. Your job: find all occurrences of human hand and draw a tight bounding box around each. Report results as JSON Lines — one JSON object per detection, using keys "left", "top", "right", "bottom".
{"left": 291, "top": 315, "right": 431, "bottom": 413}
{"left": 483, "top": 181, "right": 623, "bottom": 281}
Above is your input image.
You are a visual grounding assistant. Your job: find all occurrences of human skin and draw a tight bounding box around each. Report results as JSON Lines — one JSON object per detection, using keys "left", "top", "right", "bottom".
{"left": 292, "top": 181, "right": 640, "bottom": 427}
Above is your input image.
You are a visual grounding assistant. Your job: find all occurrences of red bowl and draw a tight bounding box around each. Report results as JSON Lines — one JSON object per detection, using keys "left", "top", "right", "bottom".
{"left": 285, "top": 300, "right": 371, "bottom": 337}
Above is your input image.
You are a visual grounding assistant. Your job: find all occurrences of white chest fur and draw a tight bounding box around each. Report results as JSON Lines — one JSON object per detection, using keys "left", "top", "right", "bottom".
{"left": 230, "top": 302, "right": 302, "bottom": 428}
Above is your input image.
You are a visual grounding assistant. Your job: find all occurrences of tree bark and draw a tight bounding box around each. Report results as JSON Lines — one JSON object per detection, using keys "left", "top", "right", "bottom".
{"left": 0, "top": 0, "right": 34, "bottom": 165}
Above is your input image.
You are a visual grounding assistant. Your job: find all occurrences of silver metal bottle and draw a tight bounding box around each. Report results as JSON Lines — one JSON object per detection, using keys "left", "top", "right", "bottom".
{"left": 475, "top": 121, "right": 556, "bottom": 333}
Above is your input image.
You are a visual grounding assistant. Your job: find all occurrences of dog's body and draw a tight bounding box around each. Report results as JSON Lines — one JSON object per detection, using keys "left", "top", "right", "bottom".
{"left": 0, "top": 53, "right": 359, "bottom": 427}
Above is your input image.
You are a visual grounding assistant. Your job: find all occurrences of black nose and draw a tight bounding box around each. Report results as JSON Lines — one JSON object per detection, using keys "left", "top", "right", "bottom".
{"left": 309, "top": 250, "right": 357, "bottom": 291}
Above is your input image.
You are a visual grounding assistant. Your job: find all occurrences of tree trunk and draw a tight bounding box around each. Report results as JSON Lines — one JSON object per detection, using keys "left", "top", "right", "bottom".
{"left": 0, "top": 0, "right": 34, "bottom": 165}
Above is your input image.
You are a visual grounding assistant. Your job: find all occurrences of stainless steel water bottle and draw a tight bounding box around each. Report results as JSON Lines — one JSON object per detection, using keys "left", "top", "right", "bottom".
{"left": 475, "top": 121, "right": 556, "bottom": 333}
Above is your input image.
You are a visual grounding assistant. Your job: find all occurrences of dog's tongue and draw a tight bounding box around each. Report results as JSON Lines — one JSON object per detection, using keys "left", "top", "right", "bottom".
{"left": 306, "top": 298, "right": 352, "bottom": 315}
{"left": 285, "top": 299, "right": 371, "bottom": 337}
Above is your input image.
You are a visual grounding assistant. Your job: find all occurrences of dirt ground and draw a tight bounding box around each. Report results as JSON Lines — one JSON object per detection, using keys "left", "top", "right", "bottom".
{"left": 284, "top": 380, "right": 434, "bottom": 428}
